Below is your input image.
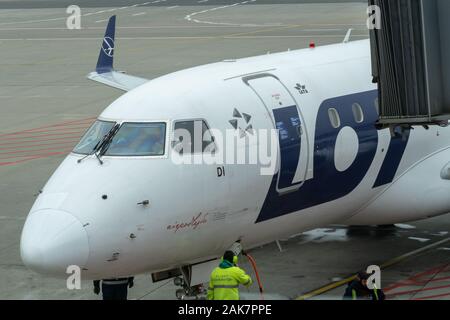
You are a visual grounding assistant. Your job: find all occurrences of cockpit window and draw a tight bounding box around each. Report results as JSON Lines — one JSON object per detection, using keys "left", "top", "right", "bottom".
{"left": 73, "top": 120, "right": 116, "bottom": 155}
{"left": 173, "top": 120, "right": 216, "bottom": 154}
{"left": 104, "top": 122, "right": 166, "bottom": 156}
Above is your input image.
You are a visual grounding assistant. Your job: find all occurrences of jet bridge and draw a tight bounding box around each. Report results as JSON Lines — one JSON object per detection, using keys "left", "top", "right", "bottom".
{"left": 369, "top": 0, "right": 450, "bottom": 129}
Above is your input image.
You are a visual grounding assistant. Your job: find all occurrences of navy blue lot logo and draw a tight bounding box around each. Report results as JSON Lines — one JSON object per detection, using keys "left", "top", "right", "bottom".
{"left": 256, "top": 90, "right": 410, "bottom": 223}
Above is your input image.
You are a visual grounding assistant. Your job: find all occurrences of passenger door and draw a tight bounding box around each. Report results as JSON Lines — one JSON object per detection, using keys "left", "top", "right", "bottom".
{"left": 243, "top": 73, "right": 309, "bottom": 194}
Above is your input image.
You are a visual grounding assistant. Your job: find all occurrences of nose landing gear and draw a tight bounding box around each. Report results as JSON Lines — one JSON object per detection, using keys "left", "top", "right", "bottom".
{"left": 174, "top": 270, "right": 207, "bottom": 300}
{"left": 174, "top": 276, "right": 206, "bottom": 300}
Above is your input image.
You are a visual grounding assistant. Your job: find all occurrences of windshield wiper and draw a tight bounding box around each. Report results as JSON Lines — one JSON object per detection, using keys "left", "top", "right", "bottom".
{"left": 77, "top": 124, "right": 120, "bottom": 165}
{"left": 97, "top": 124, "right": 121, "bottom": 161}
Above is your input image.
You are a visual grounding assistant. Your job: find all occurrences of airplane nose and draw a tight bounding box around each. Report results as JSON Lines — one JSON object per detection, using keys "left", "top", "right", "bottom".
{"left": 20, "top": 209, "right": 89, "bottom": 277}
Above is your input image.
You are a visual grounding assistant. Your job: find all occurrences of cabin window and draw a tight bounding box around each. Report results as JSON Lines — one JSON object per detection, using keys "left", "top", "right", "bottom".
{"left": 104, "top": 122, "right": 166, "bottom": 156}
{"left": 352, "top": 103, "right": 364, "bottom": 123}
{"left": 328, "top": 108, "right": 341, "bottom": 129}
{"left": 73, "top": 120, "right": 116, "bottom": 155}
{"left": 173, "top": 120, "right": 216, "bottom": 154}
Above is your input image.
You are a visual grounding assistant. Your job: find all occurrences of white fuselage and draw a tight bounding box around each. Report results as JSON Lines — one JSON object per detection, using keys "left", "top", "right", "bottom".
{"left": 20, "top": 39, "right": 450, "bottom": 279}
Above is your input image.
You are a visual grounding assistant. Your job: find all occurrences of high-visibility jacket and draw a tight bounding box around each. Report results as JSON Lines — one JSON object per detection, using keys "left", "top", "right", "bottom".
{"left": 207, "top": 260, "right": 252, "bottom": 300}
{"left": 344, "top": 281, "right": 385, "bottom": 301}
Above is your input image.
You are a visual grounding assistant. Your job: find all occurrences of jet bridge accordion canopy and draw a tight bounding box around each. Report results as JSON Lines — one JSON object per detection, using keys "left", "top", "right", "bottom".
{"left": 369, "top": 0, "right": 450, "bottom": 128}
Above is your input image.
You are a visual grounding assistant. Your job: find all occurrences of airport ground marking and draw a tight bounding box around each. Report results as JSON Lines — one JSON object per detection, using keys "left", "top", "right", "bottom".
{"left": 0, "top": 117, "right": 94, "bottom": 166}
{"left": 386, "top": 283, "right": 450, "bottom": 298}
{"left": 185, "top": 0, "right": 266, "bottom": 28}
{"left": 224, "top": 23, "right": 304, "bottom": 39}
{"left": 296, "top": 237, "right": 450, "bottom": 300}
{"left": 0, "top": 1, "right": 171, "bottom": 26}
{"left": 413, "top": 292, "right": 450, "bottom": 300}
{"left": 0, "top": 35, "right": 369, "bottom": 41}
{"left": 383, "top": 262, "right": 450, "bottom": 299}
{"left": 0, "top": 24, "right": 367, "bottom": 31}
{"left": 384, "top": 264, "right": 450, "bottom": 292}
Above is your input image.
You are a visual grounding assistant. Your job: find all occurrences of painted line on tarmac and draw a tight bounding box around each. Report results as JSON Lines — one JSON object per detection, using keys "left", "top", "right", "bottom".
{"left": 296, "top": 237, "right": 450, "bottom": 300}
{"left": 137, "top": 279, "right": 172, "bottom": 300}
{"left": 0, "top": 151, "right": 72, "bottom": 166}
{"left": 0, "top": 24, "right": 366, "bottom": 31}
{"left": 387, "top": 283, "right": 450, "bottom": 298}
{"left": 414, "top": 292, "right": 450, "bottom": 300}
{"left": 0, "top": 131, "right": 86, "bottom": 140}
{"left": 0, "top": 216, "right": 25, "bottom": 220}
{"left": 0, "top": 145, "right": 76, "bottom": 156}
{"left": 185, "top": 0, "right": 267, "bottom": 27}
{"left": 0, "top": 117, "right": 95, "bottom": 137}
{"left": 0, "top": 34, "right": 368, "bottom": 41}
{"left": 0, "top": 117, "right": 94, "bottom": 166}
{"left": 0, "top": 125, "right": 92, "bottom": 136}
{"left": 0, "top": 0, "right": 170, "bottom": 26}
{"left": 0, "top": 137, "right": 84, "bottom": 146}
{"left": 0, "top": 140, "right": 81, "bottom": 151}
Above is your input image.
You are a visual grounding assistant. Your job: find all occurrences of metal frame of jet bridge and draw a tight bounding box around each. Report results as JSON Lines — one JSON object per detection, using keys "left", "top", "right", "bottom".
{"left": 369, "top": 0, "right": 450, "bottom": 130}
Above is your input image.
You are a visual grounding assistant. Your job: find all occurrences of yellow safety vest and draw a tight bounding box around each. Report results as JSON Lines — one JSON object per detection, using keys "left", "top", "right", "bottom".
{"left": 352, "top": 286, "right": 380, "bottom": 300}
{"left": 207, "top": 262, "right": 252, "bottom": 300}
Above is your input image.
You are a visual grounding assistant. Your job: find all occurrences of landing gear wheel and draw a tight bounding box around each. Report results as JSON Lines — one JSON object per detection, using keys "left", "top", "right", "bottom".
{"left": 174, "top": 283, "right": 206, "bottom": 300}
{"left": 175, "top": 289, "right": 186, "bottom": 300}
{"left": 173, "top": 265, "right": 208, "bottom": 300}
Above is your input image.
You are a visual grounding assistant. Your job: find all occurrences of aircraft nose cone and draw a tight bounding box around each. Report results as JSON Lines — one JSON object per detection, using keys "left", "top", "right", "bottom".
{"left": 20, "top": 209, "right": 89, "bottom": 277}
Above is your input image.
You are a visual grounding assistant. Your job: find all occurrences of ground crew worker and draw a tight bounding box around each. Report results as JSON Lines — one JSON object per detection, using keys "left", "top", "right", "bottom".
{"left": 207, "top": 251, "right": 253, "bottom": 300}
{"left": 343, "top": 271, "right": 385, "bottom": 301}
{"left": 93, "top": 277, "right": 134, "bottom": 300}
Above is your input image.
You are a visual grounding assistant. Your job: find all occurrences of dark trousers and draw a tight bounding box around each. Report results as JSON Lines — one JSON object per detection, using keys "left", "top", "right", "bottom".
{"left": 102, "top": 282, "right": 128, "bottom": 300}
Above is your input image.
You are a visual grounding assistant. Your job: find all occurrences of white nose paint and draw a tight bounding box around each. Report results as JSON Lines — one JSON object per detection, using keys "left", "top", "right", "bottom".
{"left": 334, "top": 126, "right": 359, "bottom": 172}
{"left": 20, "top": 209, "right": 89, "bottom": 277}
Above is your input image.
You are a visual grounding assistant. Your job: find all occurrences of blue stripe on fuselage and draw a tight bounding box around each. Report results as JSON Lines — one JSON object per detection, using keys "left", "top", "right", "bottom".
{"left": 256, "top": 90, "right": 394, "bottom": 223}
{"left": 373, "top": 127, "right": 410, "bottom": 188}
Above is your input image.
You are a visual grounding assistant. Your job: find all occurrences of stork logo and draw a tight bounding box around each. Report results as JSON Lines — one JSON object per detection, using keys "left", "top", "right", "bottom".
{"left": 229, "top": 108, "right": 254, "bottom": 138}
{"left": 102, "top": 37, "right": 115, "bottom": 57}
